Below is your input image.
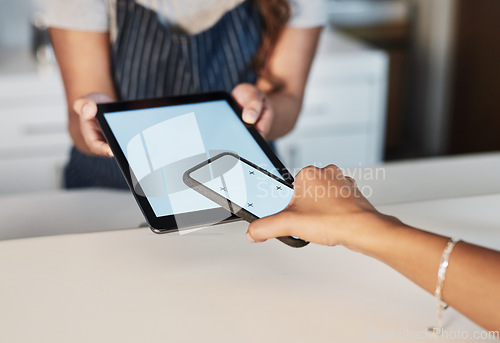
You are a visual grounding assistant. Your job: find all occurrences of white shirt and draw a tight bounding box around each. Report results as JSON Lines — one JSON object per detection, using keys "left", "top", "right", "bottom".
{"left": 46, "top": 0, "right": 328, "bottom": 34}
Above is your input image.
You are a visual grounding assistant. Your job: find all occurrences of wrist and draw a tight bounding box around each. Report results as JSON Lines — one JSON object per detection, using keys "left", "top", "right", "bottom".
{"left": 340, "top": 212, "right": 412, "bottom": 257}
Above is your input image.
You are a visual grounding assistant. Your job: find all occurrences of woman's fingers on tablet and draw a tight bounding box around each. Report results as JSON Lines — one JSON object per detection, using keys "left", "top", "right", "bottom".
{"left": 73, "top": 93, "right": 114, "bottom": 119}
{"left": 80, "top": 115, "right": 113, "bottom": 157}
{"left": 254, "top": 99, "right": 273, "bottom": 138}
{"left": 90, "top": 140, "right": 113, "bottom": 157}
{"left": 73, "top": 98, "right": 98, "bottom": 119}
{"left": 232, "top": 83, "right": 266, "bottom": 125}
{"left": 242, "top": 98, "right": 264, "bottom": 125}
{"left": 73, "top": 93, "right": 115, "bottom": 157}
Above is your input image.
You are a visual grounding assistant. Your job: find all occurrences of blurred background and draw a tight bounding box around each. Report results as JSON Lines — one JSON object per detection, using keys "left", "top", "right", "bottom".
{"left": 1, "top": 0, "right": 499, "bottom": 195}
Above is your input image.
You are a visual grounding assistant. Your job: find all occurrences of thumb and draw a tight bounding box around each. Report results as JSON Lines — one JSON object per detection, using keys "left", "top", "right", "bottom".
{"left": 241, "top": 99, "right": 263, "bottom": 125}
{"left": 247, "top": 211, "right": 295, "bottom": 243}
{"left": 232, "top": 83, "right": 264, "bottom": 125}
{"left": 73, "top": 98, "right": 98, "bottom": 120}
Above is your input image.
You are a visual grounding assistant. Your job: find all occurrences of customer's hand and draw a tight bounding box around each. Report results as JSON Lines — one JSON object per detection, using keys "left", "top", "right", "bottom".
{"left": 71, "top": 93, "right": 115, "bottom": 157}
{"left": 246, "top": 165, "right": 402, "bottom": 250}
{"left": 232, "top": 83, "right": 274, "bottom": 139}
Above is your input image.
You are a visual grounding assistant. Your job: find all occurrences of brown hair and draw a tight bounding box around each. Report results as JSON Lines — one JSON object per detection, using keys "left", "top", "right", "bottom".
{"left": 254, "top": 0, "right": 291, "bottom": 85}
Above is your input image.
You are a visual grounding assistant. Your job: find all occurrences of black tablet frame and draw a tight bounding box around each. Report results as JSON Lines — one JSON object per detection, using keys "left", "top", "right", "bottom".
{"left": 96, "top": 92, "right": 294, "bottom": 234}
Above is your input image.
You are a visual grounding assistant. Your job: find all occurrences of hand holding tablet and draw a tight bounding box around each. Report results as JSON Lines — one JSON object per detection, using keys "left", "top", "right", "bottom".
{"left": 72, "top": 92, "right": 116, "bottom": 157}
{"left": 96, "top": 92, "right": 308, "bottom": 247}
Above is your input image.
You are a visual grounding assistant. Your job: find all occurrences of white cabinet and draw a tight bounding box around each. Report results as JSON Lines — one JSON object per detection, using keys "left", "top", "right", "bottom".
{"left": 0, "top": 73, "right": 71, "bottom": 194}
{"left": 276, "top": 30, "right": 388, "bottom": 170}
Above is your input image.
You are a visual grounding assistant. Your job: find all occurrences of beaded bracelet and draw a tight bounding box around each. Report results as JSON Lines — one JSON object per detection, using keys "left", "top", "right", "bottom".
{"left": 431, "top": 237, "right": 461, "bottom": 331}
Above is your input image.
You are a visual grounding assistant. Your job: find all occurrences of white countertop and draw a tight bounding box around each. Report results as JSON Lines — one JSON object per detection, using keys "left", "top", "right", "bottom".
{"left": 357, "top": 152, "right": 500, "bottom": 205}
{"left": 0, "top": 193, "right": 498, "bottom": 342}
{"left": 0, "top": 189, "right": 144, "bottom": 241}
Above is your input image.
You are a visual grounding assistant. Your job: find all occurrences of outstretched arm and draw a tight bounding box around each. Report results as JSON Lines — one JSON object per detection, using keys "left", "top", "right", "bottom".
{"left": 233, "top": 26, "right": 322, "bottom": 140}
{"left": 247, "top": 165, "right": 500, "bottom": 331}
{"left": 50, "top": 28, "right": 117, "bottom": 156}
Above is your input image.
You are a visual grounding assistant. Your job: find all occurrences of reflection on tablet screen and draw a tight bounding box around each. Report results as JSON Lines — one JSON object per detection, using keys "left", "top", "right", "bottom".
{"left": 189, "top": 153, "right": 294, "bottom": 219}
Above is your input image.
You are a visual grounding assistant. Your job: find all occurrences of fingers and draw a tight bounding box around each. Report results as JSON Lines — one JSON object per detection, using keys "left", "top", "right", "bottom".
{"left": 246, "top": 212, "right": 295, "bottom": 243}
{"left": 294, "top": 165, "right": 341, "bottom": 186}
{"left": 73, "top": 98, "right": 98, "bottom": 120}
{"left": 73, "top": 92, "right": 114, "bottom": 119}
{"left": 73, "top": 95, "right": 113, "bottom": 157}
{"left": 291, "top": 165, "right": 361, "bottom": 203}
{"left": 242, "top": 98, "right": 264, "bottom": 125}
{"left": 294, "top": 164, "right": 348, "bottom": 183}
{"left": 232, "top": 83, "right": 265, "bottom": 125}
{"left": 253, "top": 102, "right": 273, "bottom": 138}
{"left": 323, "top": 164, "right": 343, "bottom": 179}
{"left": 344, "top": 176, "right": 357, "bottom": 188}
{"left": 80, "top": 118, "right": 113, "bottom": 157}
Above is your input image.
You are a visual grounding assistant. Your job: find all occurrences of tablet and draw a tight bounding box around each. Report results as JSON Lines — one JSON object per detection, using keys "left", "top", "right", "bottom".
{"left": 96, "top": 92, "right": 293, "bottom": 233}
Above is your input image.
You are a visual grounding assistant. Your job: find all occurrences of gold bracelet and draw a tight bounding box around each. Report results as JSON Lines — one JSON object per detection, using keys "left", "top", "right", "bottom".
{"left": 430, "top": 237, "right": 461, "bottom": 332}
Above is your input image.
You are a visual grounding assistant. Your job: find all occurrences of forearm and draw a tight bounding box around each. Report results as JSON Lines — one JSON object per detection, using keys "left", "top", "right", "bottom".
{"left": 351, "top": 216, "right": 500, "bottom": 330}
{"left": 50, "top": 28, "right": 117, "bottom": 153}
{"left": 265, "top": 91, "right": 302, "bottom": 140}
{"left": 257, "top": 26, "right": 322, "bottom": 140}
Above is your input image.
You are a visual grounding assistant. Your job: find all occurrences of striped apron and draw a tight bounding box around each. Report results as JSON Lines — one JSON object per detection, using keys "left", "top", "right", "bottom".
{"left": 64, "top": 0, "right": 263, "bottom": 189}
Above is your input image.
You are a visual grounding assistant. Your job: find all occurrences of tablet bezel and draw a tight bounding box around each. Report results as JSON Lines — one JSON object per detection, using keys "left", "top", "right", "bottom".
{"left": 96, "top": 92, "right": 293, "bottom": 234}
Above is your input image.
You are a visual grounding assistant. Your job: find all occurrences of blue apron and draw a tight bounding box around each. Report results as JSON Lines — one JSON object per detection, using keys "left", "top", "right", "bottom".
{"left": 64, "top": 0, "right": 263, "bottom": 189}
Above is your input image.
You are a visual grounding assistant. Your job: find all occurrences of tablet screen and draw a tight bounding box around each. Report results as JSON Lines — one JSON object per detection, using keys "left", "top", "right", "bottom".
{"left": 103, "top": 100, "right": 283, "bottom": 222}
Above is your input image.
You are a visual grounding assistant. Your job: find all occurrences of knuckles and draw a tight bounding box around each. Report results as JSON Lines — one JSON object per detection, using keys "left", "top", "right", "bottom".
{"left": 232, "top": 83, "right": 263, "bottom": 103}
{"left": 324, "top": 164, "right": 341, "bottom": 175}
{"left": 295, "top": 164, "right": 343, "bottom": 182}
